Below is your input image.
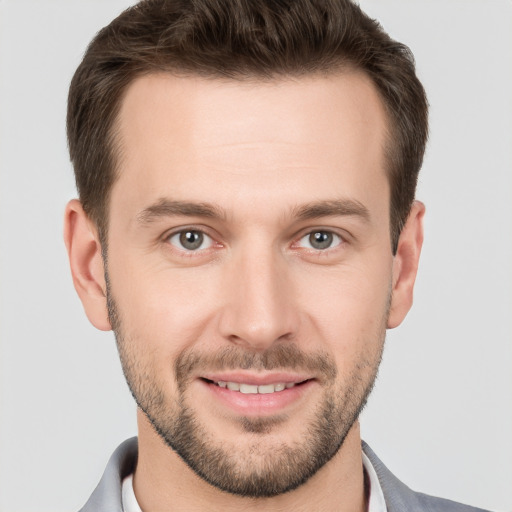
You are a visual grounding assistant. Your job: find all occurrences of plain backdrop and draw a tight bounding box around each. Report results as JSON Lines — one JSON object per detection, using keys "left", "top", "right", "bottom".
{"left": 0, "top": 1, "right": 511, "bottom": 511}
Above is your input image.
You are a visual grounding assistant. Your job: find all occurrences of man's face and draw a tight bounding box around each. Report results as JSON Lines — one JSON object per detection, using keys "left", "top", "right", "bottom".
{"left": 105, "top": 72, "right": 395, "bottom": 496}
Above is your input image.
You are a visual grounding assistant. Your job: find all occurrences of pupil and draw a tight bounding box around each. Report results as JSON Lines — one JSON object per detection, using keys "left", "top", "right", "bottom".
{"left": 310, "top": 231, "right": 332, "bottom": 249}
{"left": 180, "top": 231, "right": 203, "bottom": 250}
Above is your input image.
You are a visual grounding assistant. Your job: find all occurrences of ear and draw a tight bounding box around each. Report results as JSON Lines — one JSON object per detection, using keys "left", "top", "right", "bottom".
{"left": 63, "top": 199, "right": 112, "bottom": 331}
{"left": 387, "top": 201, "right": 425, "bottom": 329}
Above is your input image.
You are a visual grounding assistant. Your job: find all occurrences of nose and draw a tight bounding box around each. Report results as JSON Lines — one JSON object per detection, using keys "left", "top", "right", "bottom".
{"left": 218, "top": 246, "right": 299, "bottom": 351}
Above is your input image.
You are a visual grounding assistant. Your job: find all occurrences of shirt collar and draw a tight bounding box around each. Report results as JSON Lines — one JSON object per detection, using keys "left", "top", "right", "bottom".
{"left": 363, "top": 450, "right": 388, "bottom": 512}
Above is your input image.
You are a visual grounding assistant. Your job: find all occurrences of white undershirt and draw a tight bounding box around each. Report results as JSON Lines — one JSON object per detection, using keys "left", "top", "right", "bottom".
{"left": 362, "top": 451, "right": 388, "bottom": 512}
{"left": 122, "top": 474, "right": 142, "bottom": 512}
{"left": 122, "top": 451, "right": 387, "bottom": 512}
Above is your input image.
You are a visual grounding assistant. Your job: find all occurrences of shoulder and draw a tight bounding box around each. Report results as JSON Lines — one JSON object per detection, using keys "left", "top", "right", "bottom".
{"left": 415, "top": 491, "right": 491, "bottom": 512}
{"left": 362, "top": 441, "right": 491, "bottom": 512}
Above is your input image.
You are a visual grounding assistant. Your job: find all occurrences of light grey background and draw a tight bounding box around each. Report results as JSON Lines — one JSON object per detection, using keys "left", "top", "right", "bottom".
{"left": 0, "top": 1, "right": 511, "bottom": 511}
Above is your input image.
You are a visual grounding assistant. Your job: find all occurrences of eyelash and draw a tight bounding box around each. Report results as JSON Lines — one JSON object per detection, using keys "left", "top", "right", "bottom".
{"left": 163, "top": 227, "right": 347, "bottom": 256}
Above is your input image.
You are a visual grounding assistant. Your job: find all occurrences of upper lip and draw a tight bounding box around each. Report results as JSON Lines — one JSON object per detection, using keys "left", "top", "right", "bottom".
{"left": 200, "top": 372, "right": 312, "bottom": 386}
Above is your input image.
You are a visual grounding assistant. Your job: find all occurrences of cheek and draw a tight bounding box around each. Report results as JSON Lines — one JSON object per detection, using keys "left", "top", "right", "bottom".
{"left": 109, "top": 260, "right": 222, "bottom": 355}
{"left": 295, "top": 261, "right": 391, "bottom": 353}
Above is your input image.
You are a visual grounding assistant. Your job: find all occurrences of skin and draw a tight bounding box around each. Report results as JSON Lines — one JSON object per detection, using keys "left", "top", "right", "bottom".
{"left": 64, "top": 71, "right": 424, "bottom": 511}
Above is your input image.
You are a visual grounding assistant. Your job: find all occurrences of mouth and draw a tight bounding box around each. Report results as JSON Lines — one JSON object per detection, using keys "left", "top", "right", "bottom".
{"left": 197, "top": 375, "right": 315, "bottom": 416}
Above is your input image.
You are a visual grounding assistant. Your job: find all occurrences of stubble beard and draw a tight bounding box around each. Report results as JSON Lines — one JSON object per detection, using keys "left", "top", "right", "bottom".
{"left": 106, "top": 282, "right": 386, "bottom": 498}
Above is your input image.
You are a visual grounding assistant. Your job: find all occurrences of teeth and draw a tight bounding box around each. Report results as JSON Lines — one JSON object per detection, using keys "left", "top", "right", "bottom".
{"left": 240, "top": 384, "right": 258, "bottom": 394}
{"left": 217, "top": 381, "right": 296, "bottom": 394}
{"left": 258, "top": 384, "right": 276, "bottom": 394}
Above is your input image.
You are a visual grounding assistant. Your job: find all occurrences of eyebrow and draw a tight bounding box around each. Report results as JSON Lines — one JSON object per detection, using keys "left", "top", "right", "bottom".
{"left": 136, "top": 199, "right": 226, "bottom": 224}
{"left": 136, "top": 197, "right": 370, "bottom": 225}
{"left": 292, "top": 199, "right": 370, "bottom": 223}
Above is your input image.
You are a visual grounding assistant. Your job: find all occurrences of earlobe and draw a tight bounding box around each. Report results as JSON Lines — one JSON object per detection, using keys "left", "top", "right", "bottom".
{"left": 387, "top": 201, "right": 425, "bottom": 329}
{"left": 63, "top": 199, "right": 112, "bottom": 331}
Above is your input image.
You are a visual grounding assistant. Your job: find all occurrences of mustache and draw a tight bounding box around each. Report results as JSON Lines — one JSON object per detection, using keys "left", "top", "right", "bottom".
{"left": 175, "top": 343, "right": 337, "bottom": 386}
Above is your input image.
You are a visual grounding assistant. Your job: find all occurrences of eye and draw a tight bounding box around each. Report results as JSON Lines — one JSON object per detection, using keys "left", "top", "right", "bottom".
{"left": 168, "top": 230, "right": 213, "bottom": 251}
{"left": 298, "top": 230, "right": 343, "bottom": 250}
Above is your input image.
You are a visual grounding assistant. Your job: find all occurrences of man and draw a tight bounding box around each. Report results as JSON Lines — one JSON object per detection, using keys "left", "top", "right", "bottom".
{"left": 63, "top": 0, "right": 489, "bottom": 510}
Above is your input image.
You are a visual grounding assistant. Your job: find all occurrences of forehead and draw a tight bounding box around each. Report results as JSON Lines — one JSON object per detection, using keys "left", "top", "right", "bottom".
{"left": 112, "top": 71, "right": 389, "bottom": 218}
{"left": 117, "top": 71, "right": 388, "bottom": 155}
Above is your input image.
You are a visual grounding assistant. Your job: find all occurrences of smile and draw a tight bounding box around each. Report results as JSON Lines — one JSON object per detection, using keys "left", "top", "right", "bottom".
{"left": 199, "top": 376, "right": 315, "bottom": 415}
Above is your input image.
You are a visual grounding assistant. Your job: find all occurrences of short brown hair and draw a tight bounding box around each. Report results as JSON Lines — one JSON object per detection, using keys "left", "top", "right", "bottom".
{"left": 67, "top": 0, "right": 428, "bottom": 252}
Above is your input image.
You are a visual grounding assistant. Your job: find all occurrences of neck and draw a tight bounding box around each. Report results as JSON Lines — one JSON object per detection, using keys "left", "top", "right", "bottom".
{"left": 133, "top": 411, "right": 366, "bottom": 512}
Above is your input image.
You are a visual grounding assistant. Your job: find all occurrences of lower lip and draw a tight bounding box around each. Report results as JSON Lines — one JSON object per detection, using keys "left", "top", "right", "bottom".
{"left": 199, "top": 379, "right": 315, "bottom": 416}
